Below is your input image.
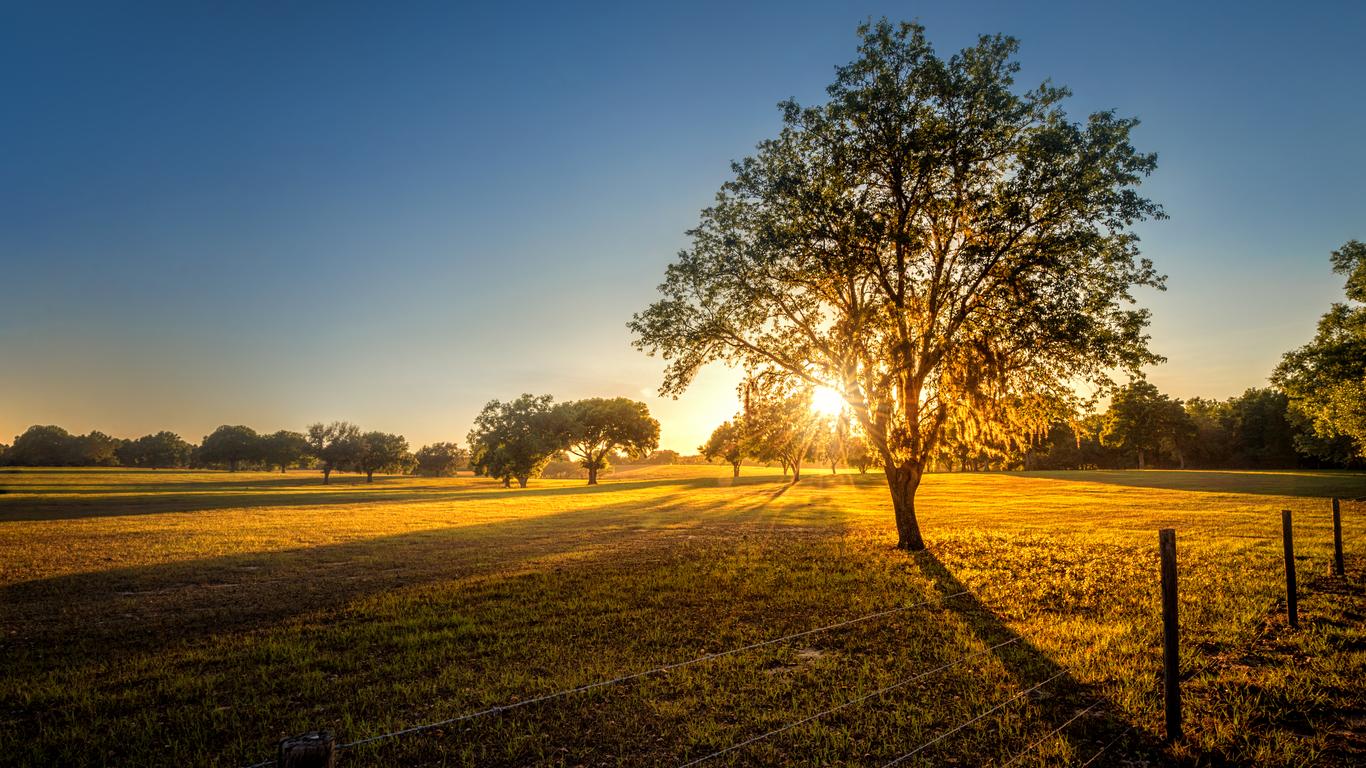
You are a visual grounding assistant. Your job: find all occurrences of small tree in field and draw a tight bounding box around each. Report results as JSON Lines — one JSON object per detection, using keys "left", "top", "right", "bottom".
{"left": 200, "top": 425, "right": 260, "bottom": 472}
{"left": 306, "top": 421, "right": 361, "bottom": 484}
{"left": 741, "top": 378, "right": 824, "bottom": 482}
{"left": 260, "top": 430, "right": 310, "bottom": 473}
{"left": 1101, "top": 381, "right": 1193, "bottom": 469}
{"left": 631, "top": 20, "right": 1162, "bottom": 549}
{"left": 701, "top": 420, "right": 746, "bottom": 477}
{"left": 356, "top": 431, "right": 412, "bottom": 482}
{"left": 467, "top": 394, "right": 559, "bottom": 488}
{"left": 845, "top": 433, "right": 880, "bottom": 474}
{"left": 554, "top": 398, "right": 660, "bottom": 485}
{"left": 414, "top": 442, "right": 468, "bottom": 477}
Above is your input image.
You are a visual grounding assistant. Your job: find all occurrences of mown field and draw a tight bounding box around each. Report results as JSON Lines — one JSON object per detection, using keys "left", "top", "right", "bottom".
{"left": 1, "top": 466, "right": 1363, "bottom": 767}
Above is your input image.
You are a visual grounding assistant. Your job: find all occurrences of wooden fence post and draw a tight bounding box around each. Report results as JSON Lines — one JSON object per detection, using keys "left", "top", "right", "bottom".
{"left": 279, "top": 731, "right": 336, "bottom": 768}
{"left": 1159, "top": 528, "right": 1181, "bottom": 741}
{"left": 1282, "top": 509, "right": 1298, "bottom": 629}
{"left": 1333, "top": 497, "right": 1345, "bottom": 577}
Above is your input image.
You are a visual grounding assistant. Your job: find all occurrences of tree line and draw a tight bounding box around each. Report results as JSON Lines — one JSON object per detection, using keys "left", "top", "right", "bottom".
{"left": 1, "top": 396, "right": 663, "bottom": 487}
{"left": 0, "top": 422, "right": 467, "bottom": 482}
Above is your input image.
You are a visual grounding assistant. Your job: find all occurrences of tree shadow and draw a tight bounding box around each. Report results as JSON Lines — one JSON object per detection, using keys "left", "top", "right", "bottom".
{"left": 907, "top": 550, "right": 1172, "bottom": 766}
{"left": 0, "top": 474, "right": 789, "bottom": 522}
{"left": 1019, "top": 470, "right": 1366, "bottom": 499}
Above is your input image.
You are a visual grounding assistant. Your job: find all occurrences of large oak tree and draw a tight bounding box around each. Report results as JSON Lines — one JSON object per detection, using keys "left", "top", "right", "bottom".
{"left": 631, "top": 20, "right": 1162, "bottom": 549}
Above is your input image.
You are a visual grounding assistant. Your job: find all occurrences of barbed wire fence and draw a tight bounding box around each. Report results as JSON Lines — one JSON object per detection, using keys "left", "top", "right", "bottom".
{"left": 246, "top": 497, "right": 1352, "bottom": 768}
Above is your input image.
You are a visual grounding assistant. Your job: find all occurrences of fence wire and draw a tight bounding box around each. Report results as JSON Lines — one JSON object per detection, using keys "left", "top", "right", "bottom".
{"left": 242, "top": 588, "right": 970, "bottom": 767}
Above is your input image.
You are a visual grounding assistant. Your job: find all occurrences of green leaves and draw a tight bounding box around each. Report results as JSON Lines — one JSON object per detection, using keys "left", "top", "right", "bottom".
{"left": 631, "top": 19, "right": 1163, "bottom": 479}
{"left": 1274, "top": 241, "right": 1366, "bottom": 459}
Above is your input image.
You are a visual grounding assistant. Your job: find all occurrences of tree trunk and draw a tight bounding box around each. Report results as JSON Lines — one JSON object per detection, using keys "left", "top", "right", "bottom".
{"left": 230, "top": 459, "right": 239, "bottom": 472}
{"left": 885, "top": 462, "right": 926, "bottom": 551}
{"left": 781, "top": 459, "right": 790, "bottom": 477}
{"left": 280, "top": 464, "right": 286, "bottom": 474}
{"left": 517, "top": 476, "right": 528, "bottom": 488}
{"left": 1138, "top": 449, "right": 1147, "bottom": 470}
{"left": 502, "top": 476, "right": 511, "bottom": 488}
{"left": 830, "top": 461, "right": 837, "bottom": 475}
{"left": 791, "top": 456, "right": 802, "bottom": 482}
{"left": 366, "top": 470, "right": 374, "bottom": 483}
{"left": 731, "top": 462, "right": 740, "bottom": 477}
{"left": 587, "top": 465, "right": 598, "bottom": 485}
{"left": 323, "top": 467, "right": 331, "bottom": 485}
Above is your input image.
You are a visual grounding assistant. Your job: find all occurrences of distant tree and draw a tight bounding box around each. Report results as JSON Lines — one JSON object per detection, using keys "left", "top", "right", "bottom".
{"left": 701, "top": 420, "right": 746, "bottom": 477}
{"left": 72, "top": 431, "right": 119, "bottom": 466}
{"left": 467, "top": 395, "right": 559, "bottom": 488}
{"left": 413, "top": 442, "right": 468, "bottom": 477}
{"left": 5, "top": 425, "right": 78, "bottom": 466}
{"left": 641, "top": 449, "right": 680, "bottom": 465}
{"left": 260, "top": 430, "right": 310, "bottom": 473}
{"left": 845, "top": 433, "right": 881, "bottom": 474}
{"left": 1225, "top": 388, "right": 1298, "bottom": 468}
{"left": 741, "top": 378, "right": 823, "bottom": 482}
{"left": 199, "top": 425, "right": 261, "bottom": 472}
{"left": 1101, "top": 381, "right": 1193, "bottom": 469}
{"left": 118, "top": 431, "right": 193, "bottom": 469}
{"left": 355, "top": 431, "right": 412, "bottom": 482}
{"left": 554, "top": 398, "right": 660, "bottom": 485}
{"left": 630, "top": 21, "right": 1163, "bottom": 548}
{"left": 306, "top": 422, "right": 361, "bottom": 484}
{"left": 1183, "top": 397, "right": 1234, "bottom": 467}
{"left": 1274, "top": 240, "right": 1366, "bottom": 459}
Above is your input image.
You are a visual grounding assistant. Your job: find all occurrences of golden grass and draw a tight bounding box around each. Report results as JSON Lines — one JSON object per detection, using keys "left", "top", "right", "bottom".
{"left": 1, "top": 466, "right": 1362, "bottom": 766}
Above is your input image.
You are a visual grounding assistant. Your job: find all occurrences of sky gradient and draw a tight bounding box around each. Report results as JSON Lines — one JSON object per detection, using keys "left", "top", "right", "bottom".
{"left": 3, "top": 1, "right": 1365, "bottom": 452}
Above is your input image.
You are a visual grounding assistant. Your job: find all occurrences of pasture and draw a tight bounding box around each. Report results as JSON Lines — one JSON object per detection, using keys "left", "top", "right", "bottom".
{"left": 1, "top": 466, "right": 1363, "bottom": 767}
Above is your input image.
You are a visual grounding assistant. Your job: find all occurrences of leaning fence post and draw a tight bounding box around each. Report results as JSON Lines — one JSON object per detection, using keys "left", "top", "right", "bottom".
{"left": 279, "top": 731, "right": 336, "bottom": 768}
{"left": 1282, "top": 509, "right": 1298, "bottom": 629}
{"left": 1159, "top": 527, "right": 1181, "bottom": 741}
{"left": 1332, "top": 497, "right": 1345, "bottom": 577}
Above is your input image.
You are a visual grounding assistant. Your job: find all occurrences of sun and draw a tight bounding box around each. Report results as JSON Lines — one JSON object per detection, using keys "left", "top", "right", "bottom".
{"left": 811, "top": 386, "right": 846, "bottom": 416}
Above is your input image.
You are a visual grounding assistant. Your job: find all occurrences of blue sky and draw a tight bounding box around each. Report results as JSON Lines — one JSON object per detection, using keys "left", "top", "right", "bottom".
{"left": 2, "top": 1, "right": 1364, "bottom": 451}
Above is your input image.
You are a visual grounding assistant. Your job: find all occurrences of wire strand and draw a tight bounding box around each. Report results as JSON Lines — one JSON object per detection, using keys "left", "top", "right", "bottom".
{"left": 676, "top": 636, "right": 1022, "bottom": 767}
{"left": 1075, "top": 724, "right": 1135, "bottom": 768}
{"left": 879, "top": 670, "right": 1067, "bottom": 768}
{"left": 242, "top": 589, "right": 970, "bottom": 766}
{"left": 998, "top": 699, "right": 1104, "bottom": 767}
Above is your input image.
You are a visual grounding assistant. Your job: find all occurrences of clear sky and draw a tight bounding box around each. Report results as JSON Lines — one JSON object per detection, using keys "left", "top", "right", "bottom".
{"left": 3, "top": 1, "right": 1364, "bottom": 452}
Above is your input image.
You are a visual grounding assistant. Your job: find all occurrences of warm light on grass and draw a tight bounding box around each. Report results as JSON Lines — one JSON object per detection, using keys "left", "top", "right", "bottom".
{"left": 1, "top": 466, "right": 1363, "bottom": 766}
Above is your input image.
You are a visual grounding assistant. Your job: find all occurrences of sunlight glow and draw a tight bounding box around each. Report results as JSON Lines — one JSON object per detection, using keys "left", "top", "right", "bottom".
{"left": 811, "top": 386, "right": 845, "bottom": 416}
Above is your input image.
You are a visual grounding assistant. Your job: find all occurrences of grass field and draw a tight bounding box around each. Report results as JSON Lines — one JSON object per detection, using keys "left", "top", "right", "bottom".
{"left": 1, "top": 466, "right": 1363, "bottom": 767}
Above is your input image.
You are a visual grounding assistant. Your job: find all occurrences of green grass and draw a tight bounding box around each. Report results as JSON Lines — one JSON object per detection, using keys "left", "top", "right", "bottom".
{"left": 1, "top": 466, "right": 1363, "bottom": 766}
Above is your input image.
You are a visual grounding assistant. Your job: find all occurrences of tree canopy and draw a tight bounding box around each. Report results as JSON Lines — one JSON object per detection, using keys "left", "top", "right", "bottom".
{"left": 199, "top": 425, "right": 261, "bottom": 472}
{"left": 1100, "top": 380, "right": 1193, "bottom": 469}
{"left": 413, "top": 442, "right": 468, "bottom": 477}
{"left": 631, "top": 20, "right": 1162, "bottom": 548}
{"left": 554, "top": 398, "right": 660, "bottom": 485}
{"left": 701, "top": 420, "right": 746, "bottom": 477}
{"left": 355, "top": 431, "right": 412, "bottom": 482}
{"left": 467, "top": 394, "right": 560, "bottom": 488}
{"left": 306, "top": 421, "right": 361, "bottom": 484}
{"left": 1274, "top": 240, "right": 1366, "bottom": 459}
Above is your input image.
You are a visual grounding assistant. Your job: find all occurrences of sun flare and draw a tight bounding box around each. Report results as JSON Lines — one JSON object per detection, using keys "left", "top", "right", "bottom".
{"left": 811, "top": 386, "right": 845, "bottom": 416}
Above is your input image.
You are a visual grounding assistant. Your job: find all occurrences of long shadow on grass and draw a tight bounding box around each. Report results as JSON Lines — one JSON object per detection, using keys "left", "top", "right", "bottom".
{"left": 1020, "top": 469, "right": 1366, "bottom": 499}
{"left": 907, "top": 551, "right": 1171, "bottom": 766}
{"left": 0, "top": 475, "right": 789, "bottom": 522}
{"left": 0, "top": 479, "right": 817, "bottom": 663}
